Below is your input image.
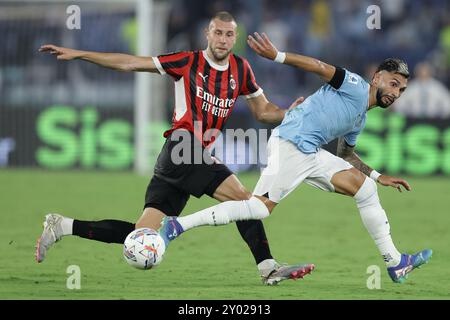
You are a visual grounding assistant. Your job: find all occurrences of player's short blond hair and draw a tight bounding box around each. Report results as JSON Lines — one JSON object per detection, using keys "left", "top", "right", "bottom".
{"left": 210, "top": 11, "right": 236, "bottom": 24}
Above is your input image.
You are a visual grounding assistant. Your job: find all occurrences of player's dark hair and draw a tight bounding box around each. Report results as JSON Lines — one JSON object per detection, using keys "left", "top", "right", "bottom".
{"left": 376, "top": 58, "right": 410, "bottom": 79}
{"left": 211, "top": 11, "right": 236, "bottom": 23}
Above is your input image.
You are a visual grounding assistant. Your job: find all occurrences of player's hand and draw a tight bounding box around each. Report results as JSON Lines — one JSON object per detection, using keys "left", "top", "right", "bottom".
{"left": 247, "top": 32, "right": 279, "bottom": 60}
{"left": 377, "top": 175, "right": 411, "bottom": 192}
{"left": 288, "top": 96, "right": 305, "bottom": 110}
{"left": 39, "top": 44, "right": 81, "bottom": 60}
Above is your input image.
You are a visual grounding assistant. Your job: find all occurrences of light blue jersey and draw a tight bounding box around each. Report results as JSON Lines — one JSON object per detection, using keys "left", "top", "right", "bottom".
{"left": 274, "top": 69, "right": 370, "bottom": 153}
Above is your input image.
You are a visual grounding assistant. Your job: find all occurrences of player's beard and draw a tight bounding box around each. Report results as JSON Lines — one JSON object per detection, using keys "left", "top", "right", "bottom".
{"left": 376, "top": 89, "right": 393, "bottom": 109}
{"left": 211, "top": 46, "right": 232, "bottom": 62}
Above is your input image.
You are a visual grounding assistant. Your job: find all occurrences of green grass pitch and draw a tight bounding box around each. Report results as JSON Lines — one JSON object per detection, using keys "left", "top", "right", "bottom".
{"left": 0, "top": 169, "right": 449, "bottom": 299}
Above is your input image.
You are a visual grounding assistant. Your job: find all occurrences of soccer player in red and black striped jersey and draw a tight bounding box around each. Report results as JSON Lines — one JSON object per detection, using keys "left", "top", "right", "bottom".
{"left": 154, "top": 47, "right": 263, "bottom": 144}
{"left": 36, "top": 11, "right": 311, "bottom": 284}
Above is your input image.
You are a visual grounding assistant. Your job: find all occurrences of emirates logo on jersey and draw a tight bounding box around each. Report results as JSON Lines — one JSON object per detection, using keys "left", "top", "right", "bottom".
{"left": 196, "top": 86, "right": 235, "bottom": 118}
{"left": 230, "top": 77, "right": 236, "bottom": 90}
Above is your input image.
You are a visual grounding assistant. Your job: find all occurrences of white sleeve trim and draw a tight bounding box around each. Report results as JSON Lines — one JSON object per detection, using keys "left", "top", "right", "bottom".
{"left": 152, "top": 56, "right": 166, "bottom": 75}
{"left": 245, "top": 87, "right": 264, "bottom": 99}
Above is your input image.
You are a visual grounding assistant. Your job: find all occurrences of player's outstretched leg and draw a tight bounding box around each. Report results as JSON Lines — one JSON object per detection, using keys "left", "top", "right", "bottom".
{"left": 36, "top": 213, "right": 135, "bottom": 262}
{"left": 387, "top": 249, "right": 433, "bottom": 283}
{"left": 353, "top": 177, "right": 432, "bottom": 283}
{"left": 157, "top": 196, "right": 269, "bottom": 246}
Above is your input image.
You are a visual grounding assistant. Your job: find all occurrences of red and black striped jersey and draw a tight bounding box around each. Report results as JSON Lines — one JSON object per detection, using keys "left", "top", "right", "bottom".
{"left": 152, "top": 50, "right": 263, "bottom": 147}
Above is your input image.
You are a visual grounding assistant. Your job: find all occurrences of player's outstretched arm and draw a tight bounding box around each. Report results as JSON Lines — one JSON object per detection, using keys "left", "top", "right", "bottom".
{"left": 247, "top": 32, "right": 335, "bottom": 82}
{"left": 337, "top": 138, "right": 411, "bottom": 192}
{"left": 39, "top": 44, "right": 159, "bottom": 73}
{"left": 247, "top": 93, "right": 305, "bottom": 124}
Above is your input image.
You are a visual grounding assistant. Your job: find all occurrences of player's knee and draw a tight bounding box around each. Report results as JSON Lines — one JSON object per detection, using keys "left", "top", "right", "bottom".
{"left": 135, "top": 219, "right": 160, "bottom": 230}
{"left": 354, "top": 177, "right": 379, "bottom": 206}
{"left": 135, "top": 208, "right": 166, "bottom": 230}
{"left": 231, "top": 189, "right": 253, "bottom": 201}
{"left": 353, "top": 169, "right": 367, "bottom": 187}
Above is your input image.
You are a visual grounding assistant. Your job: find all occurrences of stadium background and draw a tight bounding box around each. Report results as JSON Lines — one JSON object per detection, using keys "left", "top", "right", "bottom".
{"left": 0, "top": 0, "right": 449, "bottom": 300}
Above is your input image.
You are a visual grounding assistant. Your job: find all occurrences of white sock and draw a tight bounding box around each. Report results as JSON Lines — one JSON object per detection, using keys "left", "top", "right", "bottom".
{"left": 354, "top": 178, "right": 401, "bottom": 267}
{"left": 257, "top": 259, "right": 277, "bottom": 277}
{"left": 178, "top": 197, "right": 270, "bottom": 231}
{"left": 61, "top": 217, "right": 74, "bottom": 236}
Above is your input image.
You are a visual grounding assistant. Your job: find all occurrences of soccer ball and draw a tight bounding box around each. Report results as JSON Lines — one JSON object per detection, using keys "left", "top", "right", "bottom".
{"left": 123, "top": 228, "right": 166, "bottom": 270}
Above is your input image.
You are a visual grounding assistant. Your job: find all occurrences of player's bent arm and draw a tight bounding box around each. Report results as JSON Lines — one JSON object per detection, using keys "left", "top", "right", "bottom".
{"left": 337, "top": 138, "right": 412, "bottom": 191}
{"left": 39, "top": 44, "right": 159, "bottom": 73}
{"left": 336, "top": 137, "right": 374, "bottom": 177}
{"left": 246, "top": 93, "right": 287, "bottom": 124}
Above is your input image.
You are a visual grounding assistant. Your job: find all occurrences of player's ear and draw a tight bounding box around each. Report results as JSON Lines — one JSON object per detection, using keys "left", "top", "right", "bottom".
{"left": 372, "top": 71, "right": 381, "bottom": 85}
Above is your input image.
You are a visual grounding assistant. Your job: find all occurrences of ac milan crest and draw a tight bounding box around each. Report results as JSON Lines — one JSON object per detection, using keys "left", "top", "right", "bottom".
{"left": 230, "top": 77, "right": 236, "bottom": 90}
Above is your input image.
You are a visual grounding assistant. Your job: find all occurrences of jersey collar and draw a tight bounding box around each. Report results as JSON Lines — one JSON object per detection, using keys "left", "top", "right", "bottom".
{"left": 202, "top": 50, "right": 229, "bottom": 71}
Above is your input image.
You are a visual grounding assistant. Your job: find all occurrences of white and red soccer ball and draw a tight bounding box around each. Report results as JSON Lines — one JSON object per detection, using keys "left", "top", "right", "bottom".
{"left": 123, "top": 228, "right": 166, "bottom": 269}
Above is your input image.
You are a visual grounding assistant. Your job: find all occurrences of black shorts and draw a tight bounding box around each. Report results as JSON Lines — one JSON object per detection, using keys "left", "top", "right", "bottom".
{"left": 144, "top": 132, "right": 233, "bottom": 216}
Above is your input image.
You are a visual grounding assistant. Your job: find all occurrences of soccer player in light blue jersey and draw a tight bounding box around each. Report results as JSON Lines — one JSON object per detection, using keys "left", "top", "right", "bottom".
{"left": 159, "top": 32, "right": 432, "bottom": 284}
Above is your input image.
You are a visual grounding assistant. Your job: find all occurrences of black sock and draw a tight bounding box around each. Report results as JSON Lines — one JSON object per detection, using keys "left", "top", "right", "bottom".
{"left": 236, "top": 219, "right": 273, "bottom": 265}
{"left": 73, "top": 219, "right": 135, "bottom": 244}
